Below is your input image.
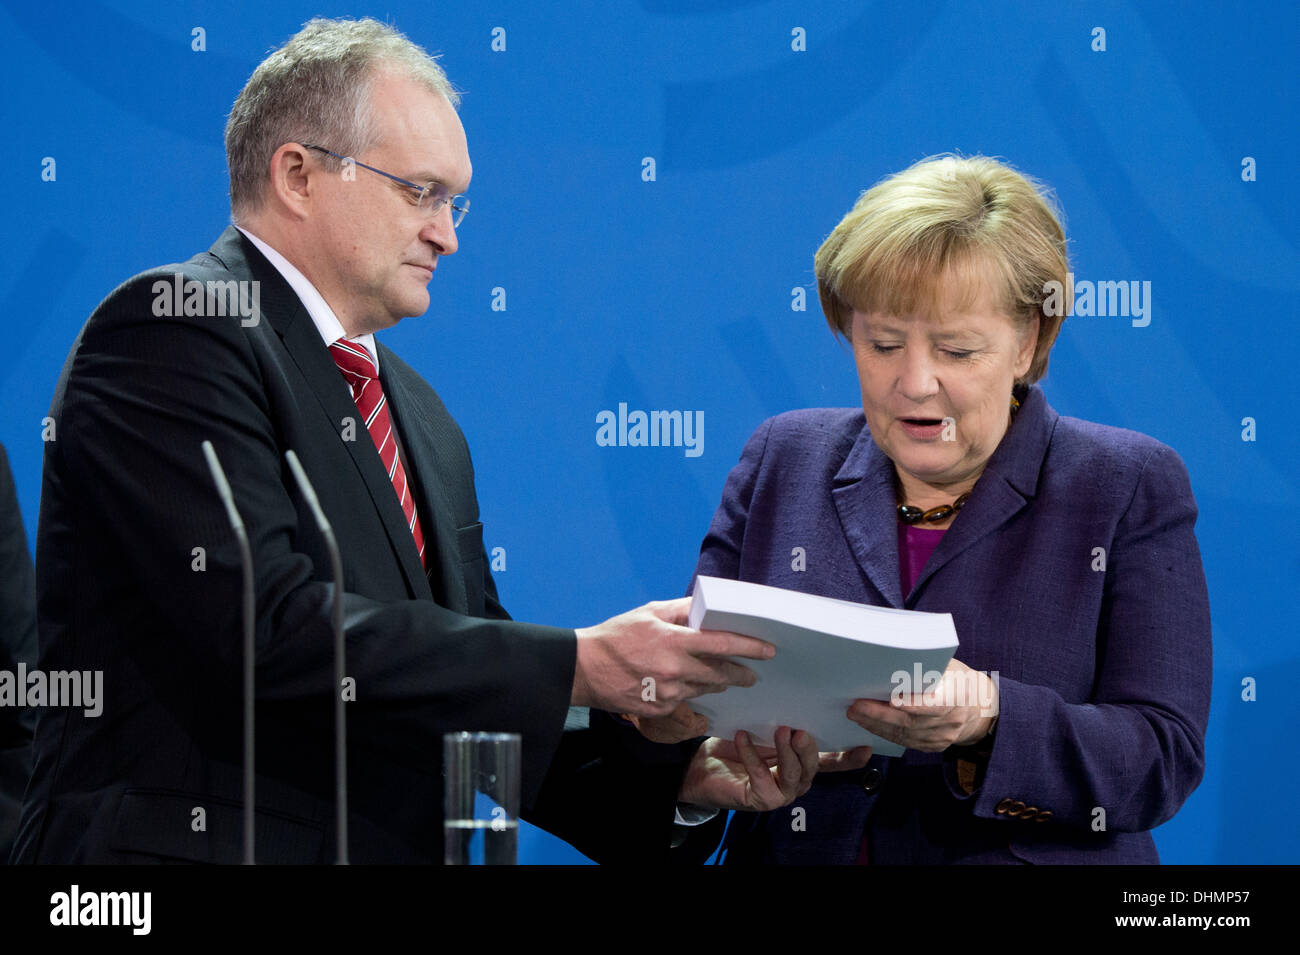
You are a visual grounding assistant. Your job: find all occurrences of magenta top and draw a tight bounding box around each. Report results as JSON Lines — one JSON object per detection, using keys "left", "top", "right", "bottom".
{"left": 897, "top": 522, "right": 947, "bottom": 599}
{"left": 858, "top": 521, "right": 951, "bottom": 865}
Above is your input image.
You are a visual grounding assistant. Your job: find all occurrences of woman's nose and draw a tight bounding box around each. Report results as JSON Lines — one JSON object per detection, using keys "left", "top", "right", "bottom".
{"left": 897, "top": 347, "right": 939, "bottom": 401}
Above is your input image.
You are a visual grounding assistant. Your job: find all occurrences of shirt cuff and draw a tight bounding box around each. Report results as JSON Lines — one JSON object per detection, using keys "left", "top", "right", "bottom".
{"left": 674, "top": 802, "right": 721, "bottom": 826}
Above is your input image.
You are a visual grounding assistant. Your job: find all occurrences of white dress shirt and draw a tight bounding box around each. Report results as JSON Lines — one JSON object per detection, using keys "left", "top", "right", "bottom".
{"left": 236, "top": 226, "right": 379, "bottom": 369}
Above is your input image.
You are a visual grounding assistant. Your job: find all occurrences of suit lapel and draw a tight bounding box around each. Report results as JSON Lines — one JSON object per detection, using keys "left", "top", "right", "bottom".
{"left": 830, "top": 386, "right": 1058, "bottom": 608}
{"left": 379, "top": 349, "right": 468, "bottom": 614}
{"left": 204, "top": 227, "right": 431, "bottom": 601}
{"left": 831, "top": 430, "right": 906, "bottom": 608}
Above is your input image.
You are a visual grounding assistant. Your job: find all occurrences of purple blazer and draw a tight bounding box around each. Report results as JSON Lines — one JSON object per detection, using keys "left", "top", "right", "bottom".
{"left": 692, "top": 385, "right": 1211, "bottom": 864}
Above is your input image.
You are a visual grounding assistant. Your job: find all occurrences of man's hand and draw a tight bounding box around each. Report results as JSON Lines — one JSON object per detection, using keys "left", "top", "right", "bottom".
{"left": 677, "top": 728, "right": 861, "bottom": 811}
{"left": 572, "top": 597, "right": 774, "bottom": 718}
{"left": 846, "top": 657, "right": 998, "bottom": 752}
{"left": 623, "top": 703, "right": 709, "bottom": 744}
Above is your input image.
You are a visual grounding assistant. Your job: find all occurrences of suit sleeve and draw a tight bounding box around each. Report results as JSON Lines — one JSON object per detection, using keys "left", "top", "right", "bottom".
{"left": 465, "top": 462, "right": 721, "bottom": 861}
{"left": 527, "top": 418, "right": 775, "bottom": 864}
{"left": 51, "top": 274, "right": 574, "bottom": 808}
{"left": 526, "top": 709, "right": 725, "bottom": 864}
{"left": 956, "top": 444, "right": 1212, "bottom": 832}
{"left": 591, "top": 418, "right": 777, "bottom": 863}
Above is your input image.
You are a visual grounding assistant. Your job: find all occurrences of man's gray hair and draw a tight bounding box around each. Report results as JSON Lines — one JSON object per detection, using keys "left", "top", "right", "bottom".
{"left": 225, "top": 17, "right": 459, "bottom": 219}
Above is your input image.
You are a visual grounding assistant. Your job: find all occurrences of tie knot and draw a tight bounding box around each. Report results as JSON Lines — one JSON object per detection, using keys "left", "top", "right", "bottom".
{"left": 330, "top": 339, "right": 376, "bottom": 380}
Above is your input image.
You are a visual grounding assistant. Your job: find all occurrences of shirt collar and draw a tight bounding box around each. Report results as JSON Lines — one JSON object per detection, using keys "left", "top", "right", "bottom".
{"left": 236, "top": 226, "right": 378, "bottom": 371}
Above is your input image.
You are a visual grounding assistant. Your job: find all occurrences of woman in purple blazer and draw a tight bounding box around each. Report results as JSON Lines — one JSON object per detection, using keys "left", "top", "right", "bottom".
{"left": 691, "top": 155, "right": 1211, "bottom": 864}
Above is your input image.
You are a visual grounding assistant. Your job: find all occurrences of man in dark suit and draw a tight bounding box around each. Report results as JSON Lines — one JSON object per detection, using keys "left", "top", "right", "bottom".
{"left": 0, "top": 443, "right": 37, "bottom": 862}
{"left": 13, "top": 18, "right": 826, "bottom": 864}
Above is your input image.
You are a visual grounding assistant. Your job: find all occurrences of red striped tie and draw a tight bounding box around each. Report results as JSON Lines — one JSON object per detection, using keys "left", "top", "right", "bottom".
{"left": 329, "top": 339, "right": 427, "bottom": 567}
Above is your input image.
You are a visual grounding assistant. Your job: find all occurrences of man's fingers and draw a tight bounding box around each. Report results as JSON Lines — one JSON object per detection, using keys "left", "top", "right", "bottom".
{"left": 656, "top": 702, "right": 707, "bottom": 731}
{"left": 657, "top": 658, "right": 758, "bottom": 700}
{"left": 644, "top": 596, "right": 692, "bottom": 626}
{"left": 681, "top": 628, "right": 776, "bottom": 662}
{"left": 685, "top": 657, "right": 759, "bottom": 690}
{"left": 770, "top": 726, "right": 805, "bottom": 801}
{"left": 791, "top": 730, "right": 820, "bottom": 791}
{"left": 670, "top": 704, "right": 709, "bottom": 736}
{"left": 661, "top": 701, "right": 695, "bottom": 724}
{"left": 624, "top": 702, "right": 709, "bottom": 742}
{"left": 735, "top": 730, "right": 781, "bottom": 806}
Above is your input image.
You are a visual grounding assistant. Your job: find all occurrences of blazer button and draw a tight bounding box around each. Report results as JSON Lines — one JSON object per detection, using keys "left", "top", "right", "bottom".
{"left": 995, "top": 798, "right": 1016, "bottom": 815}
{"left": 1006, "top": 800, "right": 1027, "bottom": 817}
{"left": 861, "top": 767, "right": 883, "bottom": 793}
{"left": 1034, "top": 810, "right": 1053, "bottom": 822}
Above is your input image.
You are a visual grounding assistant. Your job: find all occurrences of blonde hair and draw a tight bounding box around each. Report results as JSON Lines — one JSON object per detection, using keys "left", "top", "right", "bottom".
{"left": 815, "top": 154, "right": 1070, "bottom": 383}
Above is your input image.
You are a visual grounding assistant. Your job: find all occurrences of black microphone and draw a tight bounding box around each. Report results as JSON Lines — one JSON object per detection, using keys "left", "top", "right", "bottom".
{"left": 201, "top": 440, "right": 256, "bottom": 865}
{"left": 284, "top": 449, "right": 349, "bottom": 865}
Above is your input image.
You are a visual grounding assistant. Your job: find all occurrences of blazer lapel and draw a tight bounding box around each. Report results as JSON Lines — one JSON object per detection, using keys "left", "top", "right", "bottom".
{"left": 204, "top": 227, "right": 431, "bottom": 601}
{"left": 378, "top": 352, "right": 468, "bottom": 614}
{"left": 831, "top": 428, "right": 906, "bottom": 608}
{"left": 829, "top": 386, "right": 1059, "bottom": 608}
{"left": 908, "top": 386, "right": 1058, "bottom": 602}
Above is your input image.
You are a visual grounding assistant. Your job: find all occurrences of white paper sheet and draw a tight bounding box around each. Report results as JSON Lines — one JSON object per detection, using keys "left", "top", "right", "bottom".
{"left": 687, "top": 576, "right": 960, "bottom": 755}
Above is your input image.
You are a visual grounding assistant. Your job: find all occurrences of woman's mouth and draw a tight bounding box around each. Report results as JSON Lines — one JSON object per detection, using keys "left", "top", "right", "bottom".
{"left": 899, "top": 417, "right": 946, "bottom": 439}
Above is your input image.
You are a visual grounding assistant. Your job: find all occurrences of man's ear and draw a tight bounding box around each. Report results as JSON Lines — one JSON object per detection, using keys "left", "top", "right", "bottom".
{"left": 265, "top": 143, "right": 315, "bottom": 220}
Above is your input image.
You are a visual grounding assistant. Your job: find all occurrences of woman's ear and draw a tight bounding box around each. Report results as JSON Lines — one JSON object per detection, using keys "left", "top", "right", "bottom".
{"left": 1015, "top": 315, "right": 1040, "bottom": 380}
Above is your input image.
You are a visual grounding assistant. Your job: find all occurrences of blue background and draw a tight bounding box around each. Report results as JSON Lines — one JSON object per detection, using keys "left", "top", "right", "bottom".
{"left": 2, "top": 0, "right": 1296, "bottom": 864}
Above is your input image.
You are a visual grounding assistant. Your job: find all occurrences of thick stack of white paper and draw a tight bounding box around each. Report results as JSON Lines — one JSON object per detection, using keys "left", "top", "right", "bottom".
{"left": 687, "top": 576, "right": 959, "bottom": 756}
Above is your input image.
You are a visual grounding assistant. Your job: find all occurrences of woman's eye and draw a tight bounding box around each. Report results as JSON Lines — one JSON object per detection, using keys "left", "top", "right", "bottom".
{"left": 943, "top": 350, "right": 975, "bottom": 360}
{"left": 870, "top": 344, "right": 900, "bottom": 354}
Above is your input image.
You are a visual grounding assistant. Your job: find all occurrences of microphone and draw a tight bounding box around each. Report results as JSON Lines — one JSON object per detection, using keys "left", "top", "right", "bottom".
{"left": 284, "top": 450, "right": 349, "bottom": 865}
{"left": 201, "top": 440, "right": 256, "bottom": 866}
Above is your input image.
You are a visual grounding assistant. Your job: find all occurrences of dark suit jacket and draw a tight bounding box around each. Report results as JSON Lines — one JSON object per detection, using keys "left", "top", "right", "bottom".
{"left": 693, "top": 385, "right": 1211, "bottom": 864}
{"left": 0, "top": 443, "right": 38, "bottom": 861}
{"left": 14, "top": 227, "right": 714, "bottom": 864}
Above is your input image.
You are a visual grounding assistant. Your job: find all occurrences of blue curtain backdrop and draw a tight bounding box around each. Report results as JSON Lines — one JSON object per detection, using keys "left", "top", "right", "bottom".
{"left": 2, "top": 0, "right": 1295, "bottom": 864}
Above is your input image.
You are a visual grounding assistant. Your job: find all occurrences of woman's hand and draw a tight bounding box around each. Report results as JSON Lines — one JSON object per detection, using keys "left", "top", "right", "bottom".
{"left": 846, "top": 657, "right": 998, "bottom": 752}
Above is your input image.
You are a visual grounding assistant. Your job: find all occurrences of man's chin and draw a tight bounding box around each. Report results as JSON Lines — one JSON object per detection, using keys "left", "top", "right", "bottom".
{"left": 395, "top": 291, "right": 431, "bottom": 320}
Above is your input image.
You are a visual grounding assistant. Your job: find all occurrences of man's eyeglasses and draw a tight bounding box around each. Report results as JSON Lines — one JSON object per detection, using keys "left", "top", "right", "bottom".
{"left": 301, "top": 144, "right": 469, "bottom": 227}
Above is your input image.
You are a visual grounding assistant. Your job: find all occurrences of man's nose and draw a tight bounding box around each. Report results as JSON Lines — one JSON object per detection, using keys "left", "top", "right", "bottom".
{"left": 421, "top": 203, "right": 458, "bottom": 256}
